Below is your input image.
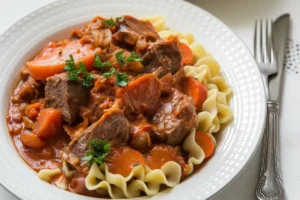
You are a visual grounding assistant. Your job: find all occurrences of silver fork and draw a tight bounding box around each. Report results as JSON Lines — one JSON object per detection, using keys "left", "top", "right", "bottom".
{"left": 254, "top": 19, "right": 286, "bottom": 200}
{"left": 254, "top": 19, "right": 277, "bottom": 97}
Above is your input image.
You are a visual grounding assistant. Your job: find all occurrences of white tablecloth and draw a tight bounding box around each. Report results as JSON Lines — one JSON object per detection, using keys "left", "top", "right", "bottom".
{"left": 1, "top": 0, "right": 299, "bottom": 199}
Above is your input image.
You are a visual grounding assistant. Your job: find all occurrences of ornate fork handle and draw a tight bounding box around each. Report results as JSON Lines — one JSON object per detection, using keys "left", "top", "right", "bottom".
{"left": 256, "top": 101, "right": 286, "bottom": 200}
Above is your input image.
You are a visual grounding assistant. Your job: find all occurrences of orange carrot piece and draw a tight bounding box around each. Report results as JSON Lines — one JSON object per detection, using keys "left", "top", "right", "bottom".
{"left": 34, "top": 108, "right": 63, "bottom": 139}
{"left": 116, "top": 74, "right": 161, "bottom": 113}
{"left": 105, "top": 147, "right": 145, "bottom": 177}
{"left": 179, "top": 42, "right": 193, "bottom": 65}
{"left": 20, "top": 132, "right": 45, "bottom": 149}
{"left": 145, "top": 145, "right": 186, "bottom": 170}
{"left": 27, "top": 40, "right": 98, "bottom": 80}
{"left": 195, "top": 131, "right": 215, "bottom": 158}
{"left": 25, "top": 102, "right": 42, "bottom": 119}
{"left": 185, "top": 77, "right": 207, "bottom": 111}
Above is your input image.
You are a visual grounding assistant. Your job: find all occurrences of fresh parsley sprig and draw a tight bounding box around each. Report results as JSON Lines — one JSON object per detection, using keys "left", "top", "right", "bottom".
{"left": 102, "top": 68, "right": 128, "bottom": 87}
{"left": 63, "top": 55, "right": 94, "bottom": 87}
{"left": 101, "top": 16, "right": 121, "bottom": 28}
{"left": 93, "top": 54, "right": 110, "bottom": 68}
{"left": 126, "top": 52, "right": 143, "bottom": 62}
{"left": 116, "top": 73, "right": 129, "bottom": 87}
{"left": 115, "top": 51, "right": 143, "bottom": 64}
{"left": 81, "top": 139, "right": 110, "bottom": 166}
{"left": 115, "top": 51, "right": 126, "bottom": 64}
{"left": 103, "top": 68, "right": 116, "bottom": 78}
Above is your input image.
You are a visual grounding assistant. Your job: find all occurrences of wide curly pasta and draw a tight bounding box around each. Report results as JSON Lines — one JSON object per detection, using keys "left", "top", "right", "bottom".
{"left": 83, "top": 16, "right": 233, "bottom": 198}
{"left": 185, "top": 57, "right": 233, "bottom": 136}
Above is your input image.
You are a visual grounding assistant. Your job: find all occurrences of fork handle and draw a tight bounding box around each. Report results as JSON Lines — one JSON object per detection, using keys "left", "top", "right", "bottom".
{"left": 256, "top": 101, "right": 286, "bottom": 200}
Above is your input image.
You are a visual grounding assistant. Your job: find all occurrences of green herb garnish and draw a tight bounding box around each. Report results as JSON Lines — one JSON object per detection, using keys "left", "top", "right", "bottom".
{"left": 116, "top": 17, "right": 122, "bottom": 23}
{"left": 82, "top": 73, "right": 94, "bottom": 87}
{"left": 115, "top": 51, "right": 143, "bottom": 64}
{"left": 102, "top": 18, "right": 116, "bottom": 28}
{"left": 103, "top": 68, "right": 116, "bottom": 78}
{"left": 101, "top": 17, "right": 121, "bottom": 28}
{"left": 63, "top": 55, "right": 94, "bottom": 87}
{"left": 93, "top": 54, "right": 110, "bottom": 68}
{"left": 126, "top": 52, "right": 143, "bottom": 62}
{"left": 116, "top": 73, "right": 129, "bottom": 87}
{"left": 82, "top": 139, "right": 110, "bottom": 166}
{"left": 115, "top": 51, "right": 126, "bottom": 64}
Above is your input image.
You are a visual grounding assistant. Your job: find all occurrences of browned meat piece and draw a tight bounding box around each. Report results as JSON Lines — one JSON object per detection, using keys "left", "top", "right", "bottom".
{"left": 69, "top": 177, "right": 100, "bottom": 196}
{"left": 64, "top": 108, "right": 130, "bottom": 160}
{"left": 70, "top": 178, "right": 90, "bottom": 195}
{"left": 130, "top": 117, "right": 152, "bottom": 150}
{"left": 151, "top": 88, "right": 196, "bottom": 146}
{"left": 45, "top": 73, "right": 90, "bottom": 124}
{"left": 116, "top": 74, "right": 161, "bottom": 114}
{"left": 143, "top": 37, "right": 182, "bottom": 77}
{"left": 160, "top": 73, "right": 173, "bottom": 96}
{"left": 113, "top": 15, "right": 160, "bottom": 48}
{"left": 173, "top": 67, "right": 187, "bottom": 92}
{"left": 85, "top": 76, "right": 117, "bottom": 123}
{"left": 12, "top": 74, "right": 43, "bottom": 104}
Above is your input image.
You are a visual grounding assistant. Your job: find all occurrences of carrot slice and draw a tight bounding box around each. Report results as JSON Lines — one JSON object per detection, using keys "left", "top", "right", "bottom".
{"left": 145, "top": 145, "right": 186, "bottom": 170}
{"left": 116, "top": 74, "right": 161, "bottom": 113}
{"left": 27, "top": 40, "right": 99, "bottom": 80}
{"left": 195, "top": 131, "right": 215, "bottom": 158}
{"left": 105, "top": 147, "right": 145, "bottom": 177}
{"left": 185, "top": 77, "right": 207, "bottom": 111}
{"left": 20, "top": 132, "right": 45, "bottom": 149}
{"left": 179, "top": 42, "right": 193, "bottom": 65}
{"left": 34, "top": 108, "right": 63, "bottom": 139}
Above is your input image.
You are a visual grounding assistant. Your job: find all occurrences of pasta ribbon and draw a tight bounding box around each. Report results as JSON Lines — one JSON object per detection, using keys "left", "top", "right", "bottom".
{"left": 38, "top": 168, "right": 61, "bottom": 183}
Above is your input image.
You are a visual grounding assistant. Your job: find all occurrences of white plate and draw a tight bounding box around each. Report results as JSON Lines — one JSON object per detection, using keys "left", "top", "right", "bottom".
{"left": 0, "top": 0, "right": 266, "bottom": 199}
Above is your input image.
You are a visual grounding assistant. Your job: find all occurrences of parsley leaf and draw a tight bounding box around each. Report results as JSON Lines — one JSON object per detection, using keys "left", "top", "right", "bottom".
{"left": 93, "top": 54, "right": 110, "bottom": 68}
{"left": 115, "top": 51, "right": 126, "bottom": 64}
{"left": 77, "top": 62, "right": 87, "bottom": 74}
{"left": 116, "top": 16, "right": 121, "bottom": 23}
{"left": 115, "top": 51, "right": 143, "bottom": 64}
{"left": 126, "top": 52, "right": 143, "bottom": 62}
{"left": 116, "top": 73, "right": 129, "bottom": 87}
{"left": 63, "top": 55, "right": 94, "bottom": 87}
{"left": 103, "top": 68, "right": 116, "bottom": 78}
{"left": 82, "top": 139, "right": 110, "bottom": 166}
{"left": 83, "top": 73, "right": 94, "bottom": 87}
{"left": 102, "top": 18, "right": 116, "bottom": 28}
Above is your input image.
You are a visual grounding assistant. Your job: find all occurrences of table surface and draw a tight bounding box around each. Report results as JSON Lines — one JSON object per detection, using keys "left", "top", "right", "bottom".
{"left": 1, "top": 0, "right": 299, "bottom": 199}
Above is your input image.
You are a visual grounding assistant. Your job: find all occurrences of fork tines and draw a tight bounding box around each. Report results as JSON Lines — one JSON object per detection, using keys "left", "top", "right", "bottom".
{"left": 254, "top": 19, "right": 275, "bottom": 64}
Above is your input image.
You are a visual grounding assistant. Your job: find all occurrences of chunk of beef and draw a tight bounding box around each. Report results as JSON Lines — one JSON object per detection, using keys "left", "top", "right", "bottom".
{"left": 151, "top": 88, "right": 196, "bottom": 146}
{"left": 143, "top": 37, "right": 182, "bottom": 77}
{"left": 160, "top": 73, "right": 173, "bottom": 96}
{"left": 45, "top": 73, "right": 90, "bottom": 124}
{"left": 113, "top": 15, "right": 160, "bottom": 48}
{"left": 117, "top": 74, "right": 161, "bottom": 114}
{"left": 85, "top": 76, "right": 117, "bottom": 123}
{"left": 173, "top": 67, "right": 187, "bottom": 92}
{"left": 130, "top": 117, "right": 153, "bottom": 150}
{"left": 64, "top": 108, "right": 130, "bottom": 161}
{"left": 12, "top": 73, "right": 43, "bottom": 104}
